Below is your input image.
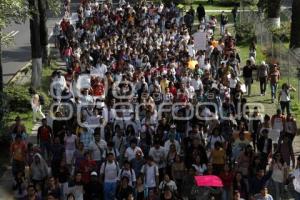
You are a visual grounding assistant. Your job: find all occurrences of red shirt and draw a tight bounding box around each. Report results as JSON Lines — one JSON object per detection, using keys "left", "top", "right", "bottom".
{"left": 92, "top": 82, "right": 105, "bottom": 96}
{"left": 79, "top": 159, "right": 96, "bottom": 184}
{"left": 219, "top": 172, "right": 234, "bottom": 188}
{"left": 10, "top": 141, "right": 27, "bottom": 161}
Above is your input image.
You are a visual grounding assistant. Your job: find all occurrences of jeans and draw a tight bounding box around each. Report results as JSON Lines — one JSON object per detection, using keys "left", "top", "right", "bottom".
{"left": 220, "top": 24, "right": 225, "bottom": 35}
{"left": 271, "top": 83, "right": 278, "bottom": 100}
{"left": 12, "top": 159, "right": 25, "bottom": 178}
{"left": 222, "top": 188, "right": 231, "bottom": 200}
{"left": 40, "top": 141, "right": 51, "bottom": 161}
{"left": 259, "top": 77, "right": 267, "bottom": 94}
{"left": 269, "top": 179, "right": 283, "bottom": 200}
{"left": 104, "top": 182, "right": 117, "bottom": 200}
{"left": 244, "top": 77, "right": 252, "bottom": 95}
{"left": 280, "top": 101, "right": 291, "bottom": 115}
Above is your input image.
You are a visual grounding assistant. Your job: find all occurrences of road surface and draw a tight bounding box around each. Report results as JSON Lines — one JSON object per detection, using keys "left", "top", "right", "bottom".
{"left": 2, "top": 13, "right": 62, "bottom": 84}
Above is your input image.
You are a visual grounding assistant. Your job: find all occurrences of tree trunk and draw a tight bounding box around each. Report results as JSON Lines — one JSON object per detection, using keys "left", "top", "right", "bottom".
{"left": 266, "top": 0, "right": 281, "bottom": 28}
{"left": 29, "top": 0, "right": 42, "bottom": 89}
{"left": 290, "top": 0, "right": 300, "bottom": 54}
{"left": 39, "top": 0, "right": 49, "bottom": 65}
{"left": 0, "top": 32, "right": 4, "bottom": 126}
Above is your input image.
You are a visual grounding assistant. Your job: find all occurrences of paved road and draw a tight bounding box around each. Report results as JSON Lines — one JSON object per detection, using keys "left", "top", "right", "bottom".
{"left": 2, "top": 13, "right": 62, "bottom": 84}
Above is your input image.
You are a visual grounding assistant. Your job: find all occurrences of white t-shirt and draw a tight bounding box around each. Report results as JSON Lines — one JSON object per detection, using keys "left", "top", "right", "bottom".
{"left": 149, "top": 146, "right": 166, "bottom": 169}
{"left": 100, "top": 161, "right": 120, "bottom": 183}
{"left": 64, "top": 135, "right": 77, "bottom": 151}
{"left": 125, "top": 147, "right": 144, "bottom": 161}
{"left": 292, "top": 169, "right": 300, "bottom": 193}
{"left": 141, "top": 164, "right": 159, "bottom": 188}
{"left": 118, "top": 168, "right": 136, "bottom": 186}
{"left": 159, "top": 180, "right": 177, "bottom": 192}
{"left": 272, "top": 162, "right": 287, "bottom": 183}
{"left": 89, "top": 140, "right": 107, "bottom": 161}
{"left": 207, "top": 135, "right": 225, "bottom": 150}
{"left": 192, "top": 164, "right": 207, "bottom": 175}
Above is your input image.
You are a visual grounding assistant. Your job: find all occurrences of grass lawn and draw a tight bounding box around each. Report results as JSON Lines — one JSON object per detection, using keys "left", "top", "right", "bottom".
{"left": 2, "top": 63, "right": 56, "bottom": 136}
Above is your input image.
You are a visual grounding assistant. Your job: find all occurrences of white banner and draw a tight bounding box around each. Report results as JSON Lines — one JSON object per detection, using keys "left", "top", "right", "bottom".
{"left": 193, "top": 31, "right": 207, "bottom": 51}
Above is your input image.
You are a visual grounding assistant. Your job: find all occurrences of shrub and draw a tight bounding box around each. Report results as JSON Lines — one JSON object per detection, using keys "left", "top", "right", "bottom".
{"left": 235, "top": 22, "right": 256, "bottom": 45}
{"left": 4, "top": 85, "right": 31, "bottom": 112}
{"left": 271, "top": 23, "right": 291, "bottom": 43}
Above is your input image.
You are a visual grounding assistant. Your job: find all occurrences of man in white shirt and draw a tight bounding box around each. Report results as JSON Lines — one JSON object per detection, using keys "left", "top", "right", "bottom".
{"left": 149, "top": 141, "right": 166, "bottom": 181}
{"left": 118, "top": 160, "right": 136, "bottom": 187}
{"left": 164, "top": 132, "right": 180, "bottom": 153}
{"left": 89, "top": 128, "right": 107, "bottom": 168}
{"left": 91, "top": 60, "right": 108, "bottom": 78}
{"left": 125, "top": 139, "right": 144, "bottom": 162}
{"left": 141, "top": 156, "right": 159, "bottom": 192}
{"left": 291, "top": 156, "right": 300, "bottom": 200}
{"left": 100, "top": 153, "right": 120, "bottom": 200}
{"left": 52, "top": 71, "right": 67, "bottom": 99}
{"left": 186, "top": 81, "right": 195, "bottom": 100}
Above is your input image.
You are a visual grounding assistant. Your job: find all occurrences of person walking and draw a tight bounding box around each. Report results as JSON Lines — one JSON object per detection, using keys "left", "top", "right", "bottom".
{"left": 197, "top": 4, "right": 206, "bottom": 23}
{"left": 268, "top": 64, "right": 280, "bottom": 103}
{"left": 37, "top": 118, "right": 53, "bottom": 161}
{"left": 232, "top": 5, "right": 238, "bottom": 25}
{"left": 278, "top": 83, "right": 296, "bottom": 115}
{"left": 257, "top": 61, "right": 269, "bottom": 96}
{"left": 291, "top": 156, "right": 300, "bottom": 200}
{"left": 243, "top": 60, "right": 254, "bottom": 96}
{"left": 220, "top": 11, "right": 228, "bottom": 35}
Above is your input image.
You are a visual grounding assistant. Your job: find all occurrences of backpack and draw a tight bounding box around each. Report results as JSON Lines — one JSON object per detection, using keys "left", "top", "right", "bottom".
{"left": 39, "top": 94, "right": 45, "bottom": 105}
{"left": 102, "top": 160, "right": 119, "bottom": 181}
{"left": 119, "top": 168, "right": 134, "bottom": 183}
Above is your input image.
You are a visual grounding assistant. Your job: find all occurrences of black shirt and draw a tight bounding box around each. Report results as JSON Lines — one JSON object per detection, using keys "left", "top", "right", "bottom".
{"left": 243, "top": 65, "right": 253, "bottom": 78}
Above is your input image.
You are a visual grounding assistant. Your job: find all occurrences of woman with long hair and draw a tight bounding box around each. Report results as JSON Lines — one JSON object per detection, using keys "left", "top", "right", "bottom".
{"left": 237, "top": 145, "right": 254, "bottom": 177}
{"left": 166, "top": 144, "right": 177, "bottom": 176}
{"left": 232, "top": 171, "right": 248, "bottom": 199}
{"left": 269, "top": 153, "right": 288, "bottom": 200}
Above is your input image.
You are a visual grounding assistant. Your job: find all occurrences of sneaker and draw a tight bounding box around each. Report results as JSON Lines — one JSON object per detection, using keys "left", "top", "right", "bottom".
{"left": 260, "top": 94, "right": 263, "bottom": 96}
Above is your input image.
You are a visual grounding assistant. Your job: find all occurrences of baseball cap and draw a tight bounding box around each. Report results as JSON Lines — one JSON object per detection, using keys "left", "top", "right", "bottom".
{"left": 91, "top": 171, "right": 98, "bottom": 176}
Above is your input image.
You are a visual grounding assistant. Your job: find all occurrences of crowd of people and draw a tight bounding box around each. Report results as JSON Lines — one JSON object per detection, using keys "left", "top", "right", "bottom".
{"left": 8, "top": 0, "right": 300, "bottom": 200}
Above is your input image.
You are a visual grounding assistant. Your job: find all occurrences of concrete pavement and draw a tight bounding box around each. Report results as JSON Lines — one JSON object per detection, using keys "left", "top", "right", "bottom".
{"left": 2, "top": 12, "right": 62, "bottom": 84}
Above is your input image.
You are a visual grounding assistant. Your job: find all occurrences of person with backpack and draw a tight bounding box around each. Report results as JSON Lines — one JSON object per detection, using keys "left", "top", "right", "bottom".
{"left": 118, "top": 160, "right": 136, "bottom": 187}
{"left": 100, "top": 153, "right": 120, "bottom": 200}
{"left": 103, "top": 141, "right": 120, "bottom": 161}
{"left": 89, "top": 128, "right": 107, "bottom": 170}
{"left": 140, "top": 156, "right": 159, "bottom": 197}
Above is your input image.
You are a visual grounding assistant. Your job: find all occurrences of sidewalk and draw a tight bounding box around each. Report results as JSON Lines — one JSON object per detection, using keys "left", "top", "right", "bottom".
{"left": 0, "top": 122, "right": 40, "bottom": 200}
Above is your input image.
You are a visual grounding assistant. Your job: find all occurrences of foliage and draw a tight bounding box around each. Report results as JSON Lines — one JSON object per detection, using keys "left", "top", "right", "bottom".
{"left": 271, "top": 23, "right": 291, "bottom": 43}
{"left": 235, "top": 22, "right": 256, "bottom": 45}
{"left": 3, "top": 85, "right": 31, "bottom": 112}
{"left": 0, "top": 0, "right": 28, "bottom": 45}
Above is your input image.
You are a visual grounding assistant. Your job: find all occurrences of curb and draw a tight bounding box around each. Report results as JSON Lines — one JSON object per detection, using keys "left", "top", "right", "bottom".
{"left": 6, "top": 61, "right": 32, "bottom": 85}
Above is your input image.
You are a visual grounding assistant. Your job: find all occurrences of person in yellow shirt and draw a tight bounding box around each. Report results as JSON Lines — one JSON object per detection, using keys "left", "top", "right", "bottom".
{"left": 187, "top": 57, "right": 198, "bottom": 70}
{"left": 160, "top": 75, "right": 170, "bottom": 94}
{"left": 210, "top": 141, "right": 226, "bottom": 175}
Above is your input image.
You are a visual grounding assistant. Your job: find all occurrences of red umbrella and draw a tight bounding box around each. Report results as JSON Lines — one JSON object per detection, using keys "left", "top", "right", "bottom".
{"left": 194, "top": 175, "right": 224, "bottom": 187}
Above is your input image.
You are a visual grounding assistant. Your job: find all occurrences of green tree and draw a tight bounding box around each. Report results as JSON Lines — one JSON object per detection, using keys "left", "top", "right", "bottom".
{"left": 290, "top": 0, "right": 300, "bottom": 52}
{"left": 0, "top": 0, "right": 28, "bottom": 124}
{"left": 30, "top": 0, "right": 60, "bottom": 89}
